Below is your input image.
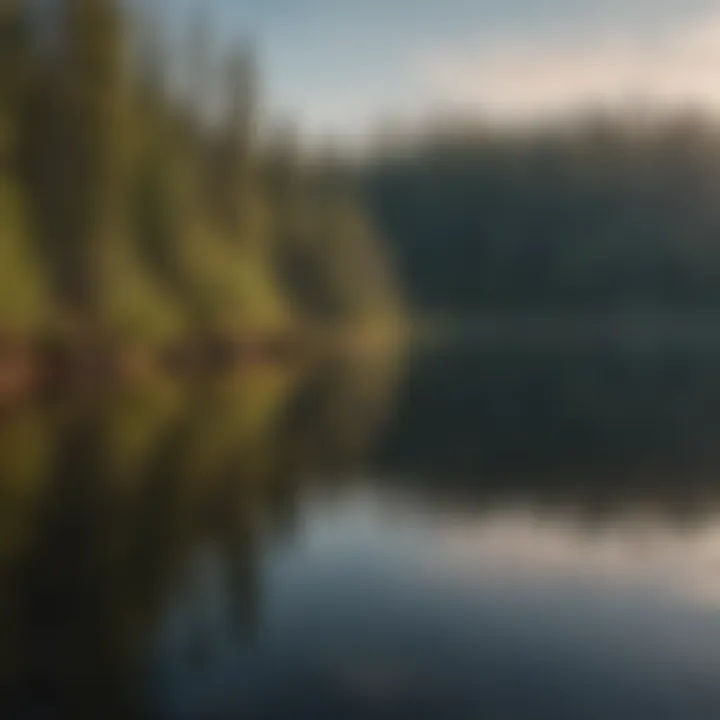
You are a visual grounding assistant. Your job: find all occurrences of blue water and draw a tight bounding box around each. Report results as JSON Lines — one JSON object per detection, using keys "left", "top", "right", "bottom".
{"left": 4, "top": 343, "right": 720, "bottom": 718}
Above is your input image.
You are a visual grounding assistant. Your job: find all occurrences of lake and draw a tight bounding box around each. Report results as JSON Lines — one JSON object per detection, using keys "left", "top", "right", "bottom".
{"left": 3, "top": 339, "right": 720, "bottom": 718}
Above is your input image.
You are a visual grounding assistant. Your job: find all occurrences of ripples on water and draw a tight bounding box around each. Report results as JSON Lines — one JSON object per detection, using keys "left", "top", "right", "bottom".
{"left": 3, "top": 342, "right": 720, "bottom": 718}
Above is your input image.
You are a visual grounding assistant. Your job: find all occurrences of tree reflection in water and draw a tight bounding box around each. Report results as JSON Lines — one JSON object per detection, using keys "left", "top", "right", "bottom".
{"left": 0, "top": 345, "right": 404, "bottom": 718}
{"left": 4, "top": 343, "right": 720, "bottom": 717}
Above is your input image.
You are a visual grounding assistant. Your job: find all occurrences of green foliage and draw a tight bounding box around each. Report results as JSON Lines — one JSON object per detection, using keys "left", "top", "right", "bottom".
{"left": 362, "top": 115, "right": 720, "bottom": 316}
{"left": 99, "top": 228, "right": 187, "bottom": 343}
{"left": 0, "top": 176, "right": 50, "bottom": 333}
{"left": 2, "top": 0, "right": 398, "bottom": 348}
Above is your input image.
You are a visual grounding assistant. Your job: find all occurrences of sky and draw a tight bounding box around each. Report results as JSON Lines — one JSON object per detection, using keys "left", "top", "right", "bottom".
{"left": 160, "top": 0, "right": 720, "bottom": 138}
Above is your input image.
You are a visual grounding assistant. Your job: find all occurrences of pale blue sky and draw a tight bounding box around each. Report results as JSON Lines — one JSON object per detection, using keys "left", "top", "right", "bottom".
{"left": 157, "top": 0, "right": 720, "bottom": 136}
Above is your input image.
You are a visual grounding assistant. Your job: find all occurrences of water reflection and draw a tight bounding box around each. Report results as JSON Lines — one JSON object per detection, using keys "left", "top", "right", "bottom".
{"left": 0, "top": 348, "right": 402, "bottom": 718}
{"left": 4, "top": 343, "right": 720, "bottom": 718}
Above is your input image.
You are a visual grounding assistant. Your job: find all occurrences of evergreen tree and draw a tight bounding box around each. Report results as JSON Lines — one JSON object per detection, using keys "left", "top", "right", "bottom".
{"left": 0, "top": 0, "right": 49, "bottom": 336}
{"left": 57, "top": 0, "right": 126, "bottom": 322}
{"left": 0, "top": 0, "right": 402, "bottom": 352}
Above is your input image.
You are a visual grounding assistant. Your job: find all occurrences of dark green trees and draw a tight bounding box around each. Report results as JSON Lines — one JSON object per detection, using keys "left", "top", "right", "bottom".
{"left": 1, "top": 0, "right": 400, "bottom": 351}
{"left": 362, "top": 117, "right": 720, "bottom": 318}
{"left": 0, "top": 0, "right": 48, "bottom": 336}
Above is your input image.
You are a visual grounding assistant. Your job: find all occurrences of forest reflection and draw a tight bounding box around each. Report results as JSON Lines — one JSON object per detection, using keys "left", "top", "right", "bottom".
{"left": 4, "top": 343, "right": 720, "bottom": 717}
{"left": 0, "top": 346, "right": 402, "bottom": 717}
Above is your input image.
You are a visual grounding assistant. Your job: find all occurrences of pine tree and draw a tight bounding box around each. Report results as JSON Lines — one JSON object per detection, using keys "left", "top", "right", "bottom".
{"left": 222, "top": 42, "right": 257, "bottom": 234}
{"left": 0, "top": 0, "right": 49, "bottom": 336}
{"left": 50, "top": 0, "right": 125, "bottom": 328}
{"left": 60, "top": 0, "right": 183, "bottom": 344}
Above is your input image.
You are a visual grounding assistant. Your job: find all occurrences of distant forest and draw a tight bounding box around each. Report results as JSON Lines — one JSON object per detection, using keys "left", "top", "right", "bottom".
{"left": 0, "top": 0, "right": 398, "bottom": 350}
{"left": 361, "top": 114, "right": 720, "bottom": 316}
{"left": 5, "top": 1, "right": 720, "bottom": 357}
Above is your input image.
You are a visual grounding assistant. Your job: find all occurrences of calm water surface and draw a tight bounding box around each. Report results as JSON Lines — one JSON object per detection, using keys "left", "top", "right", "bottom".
{"left": 3, "top": 341, "right": 720, "bottom": 718}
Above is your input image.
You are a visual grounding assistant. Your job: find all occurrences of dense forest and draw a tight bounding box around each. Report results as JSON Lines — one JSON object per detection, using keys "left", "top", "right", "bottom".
{"left": 0, "top": 0, "right": 399, "bottom": 361}
{"left": 6, "top": 0, "right": 720, "bottom": 364}
{"left": 361, "top": 113, "right": 720, "bottom": 317}
{"left": 0, "top": 345, "right": 403, "bottom": 714}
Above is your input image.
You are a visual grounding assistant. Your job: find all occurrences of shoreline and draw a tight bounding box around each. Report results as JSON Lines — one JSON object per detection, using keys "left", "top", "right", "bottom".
{"left": 0, "top": 322, "right": 407, "bottom": 403}
{"left": 0, "top": 334, "right": 306, "bottom": 402}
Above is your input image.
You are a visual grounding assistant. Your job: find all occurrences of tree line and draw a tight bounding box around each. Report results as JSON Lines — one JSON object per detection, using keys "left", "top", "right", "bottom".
{"left": 361, "top": 112, "right": 720, "bottom": 317}
{"left": 0, "top": 0, "right": 399, "bottom": 353}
